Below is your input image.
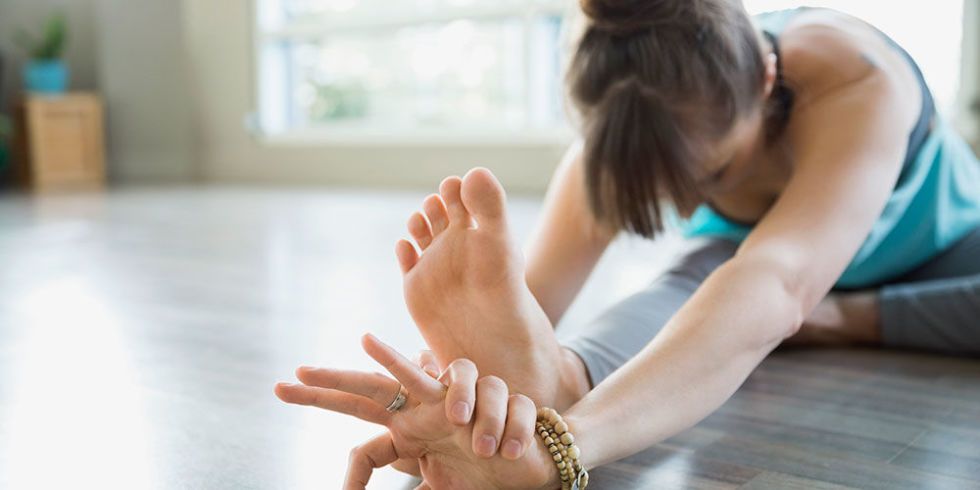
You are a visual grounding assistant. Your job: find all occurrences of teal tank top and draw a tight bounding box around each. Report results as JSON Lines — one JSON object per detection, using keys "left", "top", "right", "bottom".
{"left": 679, "top": 9, "right": 980, "bottom": 289}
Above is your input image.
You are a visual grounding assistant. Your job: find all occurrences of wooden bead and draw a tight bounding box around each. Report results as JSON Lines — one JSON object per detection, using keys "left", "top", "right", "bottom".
{"left": 567, "top": 445, "right": 581, "bottom": 460}
{"left": 554, "top": 421, "right": 568, "bottom": 434}
{"left": 544, "top": 436, "right": 555, "bottom": 445}
{"left": 553, "top": 452, "right": 562, "bottom": 462}
{"left": 556, "top": 460, "right": 566, "bottom": 469}
{"left": 548, "top": 444, "right": 558, "bottom": 454}
{"left": 560, "top": 432, "right": 574, "bottom": 445}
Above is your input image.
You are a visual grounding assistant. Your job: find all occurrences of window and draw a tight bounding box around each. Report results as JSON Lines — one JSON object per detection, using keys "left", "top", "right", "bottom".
{"left": 254, "top": 1, "right": 965, "bottom": 144}
{"left": 254, "top": 0, "right": 572, "bottom": 143}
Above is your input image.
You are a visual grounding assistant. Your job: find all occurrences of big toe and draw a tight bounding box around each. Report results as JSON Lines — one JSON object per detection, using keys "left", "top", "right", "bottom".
{"left": 460, "top": 167, "right": 507, "bottom": 229}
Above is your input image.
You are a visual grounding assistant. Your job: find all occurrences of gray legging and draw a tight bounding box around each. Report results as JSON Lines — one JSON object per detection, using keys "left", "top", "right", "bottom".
{"left": 563, "top": 227, "right": 980, "bottom": 386}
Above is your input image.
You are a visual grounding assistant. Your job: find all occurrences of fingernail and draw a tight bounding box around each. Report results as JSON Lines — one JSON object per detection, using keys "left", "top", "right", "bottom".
{"left": 478, "top": 435, "right": 497, "bottom": 457}
{"left": 451, "top": 401, "right": 470, "bottom": 423}
{"left": 502, "top": 439, "right": 523, "bottom": 460}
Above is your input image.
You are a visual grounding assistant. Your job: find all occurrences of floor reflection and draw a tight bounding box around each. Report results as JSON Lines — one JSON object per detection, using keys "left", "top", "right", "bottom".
{"left": 2, "top": 276, "right": 154, "bottom": 489}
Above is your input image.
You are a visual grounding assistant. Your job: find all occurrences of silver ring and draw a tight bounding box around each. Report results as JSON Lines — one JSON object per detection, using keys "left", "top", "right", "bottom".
{"left": 385, "top": 384, "right": 408, "bottom": 412}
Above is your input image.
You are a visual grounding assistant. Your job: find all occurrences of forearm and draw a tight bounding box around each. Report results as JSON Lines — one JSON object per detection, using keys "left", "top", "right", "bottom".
{"left": 562, "top": 257, "right": 804, "bottom": 468}
{"left": 526, "top": 227, "right": 612, "bottom": 326}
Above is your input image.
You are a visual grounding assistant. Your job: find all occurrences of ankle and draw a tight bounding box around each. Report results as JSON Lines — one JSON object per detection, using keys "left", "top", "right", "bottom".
{"left": 839, "top": 291, "right": 882, "bottom": 343}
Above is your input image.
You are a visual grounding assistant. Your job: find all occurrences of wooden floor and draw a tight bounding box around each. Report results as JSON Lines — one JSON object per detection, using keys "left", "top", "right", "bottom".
{"left": 0, "top": 187, "right": 977, "bottom": 489}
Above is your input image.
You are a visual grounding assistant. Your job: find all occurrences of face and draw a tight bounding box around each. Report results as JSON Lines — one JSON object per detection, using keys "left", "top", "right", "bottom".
{"left": 694, "top": 109, "right": 767, "bottom": 196}
{"left": 694, "top": 48, "right": 779, "bottom": 197}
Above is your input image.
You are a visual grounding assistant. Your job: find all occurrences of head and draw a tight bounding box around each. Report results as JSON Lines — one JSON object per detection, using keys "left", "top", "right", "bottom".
{"left": 568, "top": 0, "right": 781, "bottom": 237}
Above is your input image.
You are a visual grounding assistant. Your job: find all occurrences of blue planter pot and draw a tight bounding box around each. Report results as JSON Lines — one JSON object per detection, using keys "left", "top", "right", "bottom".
{"left": 23, "top": 60, "right": 69, "bottom": 94}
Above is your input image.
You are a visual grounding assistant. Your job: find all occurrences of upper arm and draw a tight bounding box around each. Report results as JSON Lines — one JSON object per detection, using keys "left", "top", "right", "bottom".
{"left": 737, "top": 74, "right": 913, "bottom": 312}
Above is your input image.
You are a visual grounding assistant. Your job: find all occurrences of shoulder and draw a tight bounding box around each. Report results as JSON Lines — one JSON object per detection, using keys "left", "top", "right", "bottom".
{"left": 776, "top": 8, "right": 919, "bottom": 118}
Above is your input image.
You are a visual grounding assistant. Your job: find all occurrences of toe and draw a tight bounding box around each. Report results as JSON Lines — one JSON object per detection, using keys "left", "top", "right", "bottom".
{"left": 460, "top": 167, "right": 507, "bottom": 229}
{"left": 395, "top": 239, "right": 419, "bottom": 274}
{"left": 439, "top": 176, "right": 473, "bottom": 228}
{"left": 407, "top": 211, "right": 433, "bottom": 250}
{"left": 422, "top": 194, "right": 450, "bottom": 235}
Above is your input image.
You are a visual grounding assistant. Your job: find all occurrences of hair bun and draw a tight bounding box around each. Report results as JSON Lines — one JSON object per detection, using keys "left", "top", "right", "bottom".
{"left": 580, "top": 0, "right": 688, "bottom": 33}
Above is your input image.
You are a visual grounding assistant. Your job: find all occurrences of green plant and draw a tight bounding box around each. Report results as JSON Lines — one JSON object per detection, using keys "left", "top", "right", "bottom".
{"left": 14, "top": 13, "right": 67, "bottom": 61}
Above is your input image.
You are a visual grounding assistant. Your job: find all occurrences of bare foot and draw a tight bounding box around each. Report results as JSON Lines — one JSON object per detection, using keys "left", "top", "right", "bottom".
{"left": 395, "top": 168, "right": 587, "bottom": 408}
{"left": 786, "top": 291, "right": 882, "bottom": 346}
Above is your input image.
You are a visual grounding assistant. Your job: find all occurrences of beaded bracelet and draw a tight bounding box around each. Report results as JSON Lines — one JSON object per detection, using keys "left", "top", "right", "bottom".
{"left": 535, "top": 407, "right": 589, "bottom": 490}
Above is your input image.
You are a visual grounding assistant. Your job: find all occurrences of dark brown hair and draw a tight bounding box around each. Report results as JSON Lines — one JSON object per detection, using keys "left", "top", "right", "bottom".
{"left": 569, "top": 0, "right": 768, "bottom": 237}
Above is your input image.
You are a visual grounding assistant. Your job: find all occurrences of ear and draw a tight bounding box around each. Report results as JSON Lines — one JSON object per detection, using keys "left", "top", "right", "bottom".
{"left": 763, "top": 52, "right": 778, "bottom": 98}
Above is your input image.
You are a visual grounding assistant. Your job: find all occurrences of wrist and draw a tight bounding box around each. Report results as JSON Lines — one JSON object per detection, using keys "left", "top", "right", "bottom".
{"left": 561, "top": 412, "right": 595, "bottom": 472}
{"left": 534, "top": 407, "right": 590, "bottom": 489}
{"left": 556, "top": 347, "right": 592, "bottom": 411}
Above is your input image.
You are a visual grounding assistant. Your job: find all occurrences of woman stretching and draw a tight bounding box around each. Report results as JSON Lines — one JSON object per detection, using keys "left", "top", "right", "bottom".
{"left": 277, "top": 1, "right": 980, "bottom": 488}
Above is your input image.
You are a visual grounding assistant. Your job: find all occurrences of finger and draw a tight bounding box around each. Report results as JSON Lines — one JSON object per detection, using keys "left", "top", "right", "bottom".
{"left": 438, "top": 358, "right": 478, "bottom": 425}
{"left": 295, "top": 366, "right": 403, "bottom": 408}
{"left": 344, "top": 433, "right": 399, "bottom": 490}
{"left": 472, "top": 375, "right": 509, "bottom": 458}
{"left": 413, "top": 483, "right": 432, "bottom": 490}
{"left": 361, "top": 334, "right": 445, "bottom": 404}
{"left": 274, "top": 382, "right": 390, "bottom": 426}
{"left": 417, "top": 350, "right": 439, "bottom": 378}
{"left": 500, "top": 394, "right": 536, "bottom": 460}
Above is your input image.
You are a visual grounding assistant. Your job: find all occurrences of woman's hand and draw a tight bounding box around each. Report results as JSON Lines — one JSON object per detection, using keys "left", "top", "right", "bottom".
{"left": 275, "top": 334, "right": 558, "bottom": 490}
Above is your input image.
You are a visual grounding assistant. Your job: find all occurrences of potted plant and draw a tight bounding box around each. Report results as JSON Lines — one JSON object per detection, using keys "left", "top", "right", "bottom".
{"left": 15, "top": 13, "right": 68, "bottom": 94}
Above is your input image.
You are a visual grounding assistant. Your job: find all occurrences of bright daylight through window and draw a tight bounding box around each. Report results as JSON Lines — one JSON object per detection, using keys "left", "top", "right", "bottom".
{"left": 254, "top": 0, "right": 964, "bottom": 143}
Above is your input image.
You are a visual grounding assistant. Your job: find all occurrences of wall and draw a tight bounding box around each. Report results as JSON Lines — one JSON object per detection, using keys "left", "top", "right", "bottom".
{"left": 95, "top": 0, "right": 196, "bottom": 182}
{"left": 180, "top": 0, "right": 567, "bottom": 193}
{"left": 0, "top": 0, "right": 196, "bottom": 184}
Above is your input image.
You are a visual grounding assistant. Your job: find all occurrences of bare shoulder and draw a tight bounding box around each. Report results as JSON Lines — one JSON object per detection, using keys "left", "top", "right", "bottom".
{"left": 776, "top": 8, "right": 920, "bottom": 122}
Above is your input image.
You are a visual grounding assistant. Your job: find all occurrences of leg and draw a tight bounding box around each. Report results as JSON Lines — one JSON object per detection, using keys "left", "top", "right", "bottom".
{"left": 879, "top": 227, "right": 980, "bottom": 354}
{"left": 788, "top": 227, "right": 980, "bottom": 350}
{"left": 561, "top": 239, "right": 738, "bottom": 386}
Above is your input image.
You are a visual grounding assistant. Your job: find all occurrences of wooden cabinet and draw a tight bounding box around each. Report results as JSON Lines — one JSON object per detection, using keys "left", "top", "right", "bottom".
{"left": 14, "top": 93, "right": 106, "bottom": 190}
